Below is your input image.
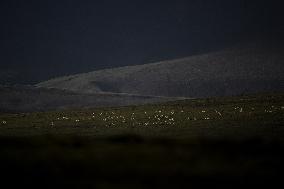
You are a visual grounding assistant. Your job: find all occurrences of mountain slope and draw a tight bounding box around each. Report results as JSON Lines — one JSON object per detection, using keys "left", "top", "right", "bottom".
{"left": 0, "top": 85, "right": 180, "bottom": 113}
{"left": 37, "top": 43, "right": 284, "bottom": 98}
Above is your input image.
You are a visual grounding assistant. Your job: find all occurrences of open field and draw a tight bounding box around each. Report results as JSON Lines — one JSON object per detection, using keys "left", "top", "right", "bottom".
{"left": 0, "top": 93, "right": 284, "bottom": 188}
{"left": 1, "top": 93, "right": 283, "bottom": 139}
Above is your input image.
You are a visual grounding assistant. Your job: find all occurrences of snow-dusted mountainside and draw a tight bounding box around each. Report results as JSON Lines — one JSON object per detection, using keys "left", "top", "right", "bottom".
{"left": 37, "top": 43, "right": 284, "bottom": 98}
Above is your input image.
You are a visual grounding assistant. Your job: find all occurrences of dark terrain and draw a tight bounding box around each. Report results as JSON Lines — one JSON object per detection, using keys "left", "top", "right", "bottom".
{"left": 0, "top": 93, "right": 283, "bottom": 188}
{"left": 0, "top": 42, "right": 283, "bottom": 188}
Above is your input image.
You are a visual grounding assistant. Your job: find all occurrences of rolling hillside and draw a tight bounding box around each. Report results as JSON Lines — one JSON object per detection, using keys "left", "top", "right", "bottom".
{"left": 0, "top": 85, "right": 180, "bottom": 113}
{"left": 37, "top": 43, "right": 284, "bottom": 98}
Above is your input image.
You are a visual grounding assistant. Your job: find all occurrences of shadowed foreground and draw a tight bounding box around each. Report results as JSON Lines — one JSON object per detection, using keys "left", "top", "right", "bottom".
{"left": 0, "top": 136, "right": 284, "bottom": 188}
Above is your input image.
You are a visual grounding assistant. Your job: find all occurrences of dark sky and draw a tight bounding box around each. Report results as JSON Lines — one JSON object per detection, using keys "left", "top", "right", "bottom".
{"left": 0, "top": 0, "right": 283, "bottom": 84}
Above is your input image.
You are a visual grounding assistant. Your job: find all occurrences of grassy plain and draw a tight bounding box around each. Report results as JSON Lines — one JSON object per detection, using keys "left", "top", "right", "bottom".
{"left": 0, "top": 93, "right": 283, "bottom": 188}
